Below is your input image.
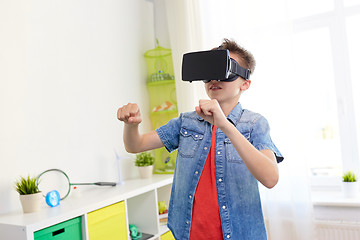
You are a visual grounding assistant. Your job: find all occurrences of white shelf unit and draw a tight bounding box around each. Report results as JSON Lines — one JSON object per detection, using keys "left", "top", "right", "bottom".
{"left": 0, "top": 175, "right": 173, "bottom": 240}
{"left": 156, "top": 184, "right": 172, "bottom": 236}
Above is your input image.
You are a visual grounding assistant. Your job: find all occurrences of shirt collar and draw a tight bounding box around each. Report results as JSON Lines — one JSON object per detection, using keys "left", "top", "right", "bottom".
{"left": 227, "top": 102, "right": 243, "bottom": 126}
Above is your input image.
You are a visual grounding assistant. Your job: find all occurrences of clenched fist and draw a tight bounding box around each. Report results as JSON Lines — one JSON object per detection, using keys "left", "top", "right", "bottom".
{"left": 117, "top": 103, "right": 142, "bottom": 125}
{"left": 195, "top": 99, "right": 227, "bottom": 128}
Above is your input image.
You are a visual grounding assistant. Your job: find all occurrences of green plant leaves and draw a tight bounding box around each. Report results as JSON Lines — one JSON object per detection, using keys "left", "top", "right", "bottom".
{"left": 342, "top": 171, "right": 357, "bottom": 182}
{"left": 14, "top": 175, "right": 40, "bottom": 195}
{"left": 135, "top": 152, "right": 155, "bottom": 167}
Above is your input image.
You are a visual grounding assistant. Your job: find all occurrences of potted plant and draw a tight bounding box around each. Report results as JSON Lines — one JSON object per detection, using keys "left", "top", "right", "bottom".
{"left": 342, "top": 170, "right": 358, "bottom": 198}
{"left": 14, "top": 175, "right": 42, "bottom": 213}
{"left": 135, "top": 152, "right": 155, "bottom": 179}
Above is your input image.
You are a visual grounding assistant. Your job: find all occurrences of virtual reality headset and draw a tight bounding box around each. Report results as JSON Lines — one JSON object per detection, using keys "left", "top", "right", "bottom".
{"left": 182, "top": 49, "right": 250, "bottom": 83}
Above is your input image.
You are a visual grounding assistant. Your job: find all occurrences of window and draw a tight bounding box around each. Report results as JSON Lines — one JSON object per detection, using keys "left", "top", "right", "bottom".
{"left": 291, "top": 27, "right": 342, "bottom": 177}
{"left": 198, "top": 0, "right": 360, "bottom": 179}
{"left": 347, "top": 14, "right": 360, "bottom": 167}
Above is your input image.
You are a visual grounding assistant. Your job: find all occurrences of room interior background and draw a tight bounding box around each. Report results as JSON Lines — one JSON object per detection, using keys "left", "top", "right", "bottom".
{"left": 194, "top": 1, "right": 360, "bottom": 239}
{"left": 1, "top": 0, "right": 360, "bottom": 239}
{"left": 0, "top": 0, "right": 157, "bottom": 215}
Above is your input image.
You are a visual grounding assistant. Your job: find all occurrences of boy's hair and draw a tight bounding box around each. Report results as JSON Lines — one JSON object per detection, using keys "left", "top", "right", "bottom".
{"left": 216, "top": 38, "right": 256, "bottom": 75}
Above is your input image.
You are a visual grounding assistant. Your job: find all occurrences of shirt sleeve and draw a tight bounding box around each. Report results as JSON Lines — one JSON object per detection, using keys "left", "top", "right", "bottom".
{"left": 250, "top": 116, "right": 284, "bottom": 163}
{"left": 155, "top": 114, "right": 182, "bottom": 153}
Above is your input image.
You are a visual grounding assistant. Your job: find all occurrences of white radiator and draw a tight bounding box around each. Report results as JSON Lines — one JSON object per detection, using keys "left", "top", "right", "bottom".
{"left": 316, "top": 221, "right": 360, "bottom": 240}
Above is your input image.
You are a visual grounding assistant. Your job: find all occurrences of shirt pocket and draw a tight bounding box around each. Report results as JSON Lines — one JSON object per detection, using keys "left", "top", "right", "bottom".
{"left": 178, "top": 127, "right": 204, "bottom": 158}
{"left": 224, "top": 132, "right": 250, "bottom": 164}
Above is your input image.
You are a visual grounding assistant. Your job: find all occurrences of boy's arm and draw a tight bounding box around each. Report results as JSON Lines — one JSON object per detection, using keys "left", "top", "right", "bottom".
{"left": 196, "top": 99, "right": 279, "bottom": 189}
{"left": 221, "top": 124, "right": 278, "bottom": 189}
{"left": 117, "top": 103, "right": 164, "bottom": 153}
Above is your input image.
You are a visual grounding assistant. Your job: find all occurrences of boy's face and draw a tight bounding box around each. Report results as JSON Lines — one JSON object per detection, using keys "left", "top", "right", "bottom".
{"left": 204, "top": 52, "right": 250, "bottom": 105}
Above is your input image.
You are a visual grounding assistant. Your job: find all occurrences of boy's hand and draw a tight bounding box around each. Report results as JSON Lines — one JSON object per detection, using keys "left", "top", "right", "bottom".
{"left": 195, "top": 99, "right": 228, "bottom": 128}
{"left": 117, "top": 103, "right": 142, "bottom": 124}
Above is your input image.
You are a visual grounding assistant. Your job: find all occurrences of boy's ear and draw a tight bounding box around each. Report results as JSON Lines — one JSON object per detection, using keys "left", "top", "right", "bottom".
{"left": 240, "top": 80, "right": 251, "bottom": 91}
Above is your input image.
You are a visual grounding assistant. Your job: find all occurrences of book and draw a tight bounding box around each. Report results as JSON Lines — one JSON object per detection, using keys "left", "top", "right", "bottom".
{"left": 159, "top": 212, "right": 168, "bottom": 225}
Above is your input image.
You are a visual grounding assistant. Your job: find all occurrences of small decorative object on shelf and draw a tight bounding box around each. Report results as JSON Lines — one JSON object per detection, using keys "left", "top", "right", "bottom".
{"left": 135, "top": 152, "right": 155, "bottom": 179}
{"left": 158, "top": 200, "right": 168, "bottom": 226}
{"left": 129, "top": 224, "right": 142, "bottom": 240}
{"left": 152, "top": 101, "right": 176, "bottom": 112}
{"left": 45, "top": 190, "right": 61, "bottom": 207}
{"left": 14, "top": 175, "right": 42, "bottom": 213}
{"left": 149, "top": 70, "right": 174, "bottom": 83}
{"left": 342, "top": 170, "right": 358, "bottom": 198}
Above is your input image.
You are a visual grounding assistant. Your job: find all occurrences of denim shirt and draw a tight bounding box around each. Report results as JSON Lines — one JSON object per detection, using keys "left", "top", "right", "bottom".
{"left": 156, "top": 103, "right": 283, "bottom": 240}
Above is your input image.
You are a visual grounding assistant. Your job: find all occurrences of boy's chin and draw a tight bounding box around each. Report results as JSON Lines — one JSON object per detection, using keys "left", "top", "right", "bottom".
{"left": 209, "top": 96, "right": 224, "bottom": 103}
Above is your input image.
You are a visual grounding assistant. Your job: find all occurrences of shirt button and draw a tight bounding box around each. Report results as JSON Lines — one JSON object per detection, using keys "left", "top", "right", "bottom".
{"left": 184, "top": 131, "right": 188, "bottom": 134}
{"left": 218, "top": 178, "right": 222, "bottom": 182}
{"left": 217, "top": 151, "right": 221, "bottom": 154}
{"left": 189, "top": 195, "right": 192, "bottom": 199}
{"left": 186, "top": 221, "right": 189, "bottom": 224}
{"left": 226, "top": 234, "right": 230, "bottom": 238}
{"left": 195, "top": 171, "right": 199, "bottom": 174}
{"left": 204, "top": 147, "right": 208, "bottom": 150}
{"left": 222, "top": 205, "right": 226, "bottom": 209}
{"left": 195, "top": 135, "right": 198, "bottom": 137}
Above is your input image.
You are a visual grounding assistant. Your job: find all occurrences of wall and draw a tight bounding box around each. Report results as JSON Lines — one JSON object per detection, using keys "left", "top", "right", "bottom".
{"left": 0, "top": 0, "right": 155, "bottom": 214}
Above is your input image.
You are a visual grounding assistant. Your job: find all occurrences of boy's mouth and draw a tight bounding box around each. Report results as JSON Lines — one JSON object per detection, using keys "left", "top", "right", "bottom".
{"left": 210, "top": 85, "right": 222, "bottom": 90}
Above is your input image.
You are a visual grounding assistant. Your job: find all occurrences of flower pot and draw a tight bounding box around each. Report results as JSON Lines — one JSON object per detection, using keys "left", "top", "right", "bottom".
{"left": 138, "top": 166, "right": 154, "bottom": 179}
{"left": 342, "top": 182, "right": 359, "bottom": 198}
{"left": 19, "top": 192, "right": 42, "bottom": 213}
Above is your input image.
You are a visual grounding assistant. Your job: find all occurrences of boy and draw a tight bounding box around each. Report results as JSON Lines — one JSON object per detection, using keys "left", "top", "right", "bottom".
{"left": 117, "top": 39, "right": 283, "bottom": 240}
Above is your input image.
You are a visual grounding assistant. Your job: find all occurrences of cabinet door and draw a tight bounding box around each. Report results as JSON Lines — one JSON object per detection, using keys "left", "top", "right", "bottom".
{"left": 161, "top": 230, "right": 175, "bottom": 240}
{"left": 34, "top": 217, "right": 82, "bottom": 240}
{"left": 87, "top": 201, "right": 127, "bottom": 240}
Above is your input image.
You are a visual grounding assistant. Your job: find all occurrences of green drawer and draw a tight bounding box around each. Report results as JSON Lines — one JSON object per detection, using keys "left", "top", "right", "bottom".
{"left": 34, "top": 217, "right": 82, "bottom": 240}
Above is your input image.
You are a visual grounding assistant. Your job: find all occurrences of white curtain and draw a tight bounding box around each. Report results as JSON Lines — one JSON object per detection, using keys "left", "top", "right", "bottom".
{"left": 163, "top": 0, "right": 316, "bottom": 239}
{"left": 163, "top": 0, "right": 205, "bottom": 113}
{"left": 259, "top": 162, "right": 315, "bottom": 240}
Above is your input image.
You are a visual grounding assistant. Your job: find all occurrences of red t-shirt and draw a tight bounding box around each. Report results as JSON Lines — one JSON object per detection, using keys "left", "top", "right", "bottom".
{"left": 189, "top": 126, "right": 223, "bottom": 240}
